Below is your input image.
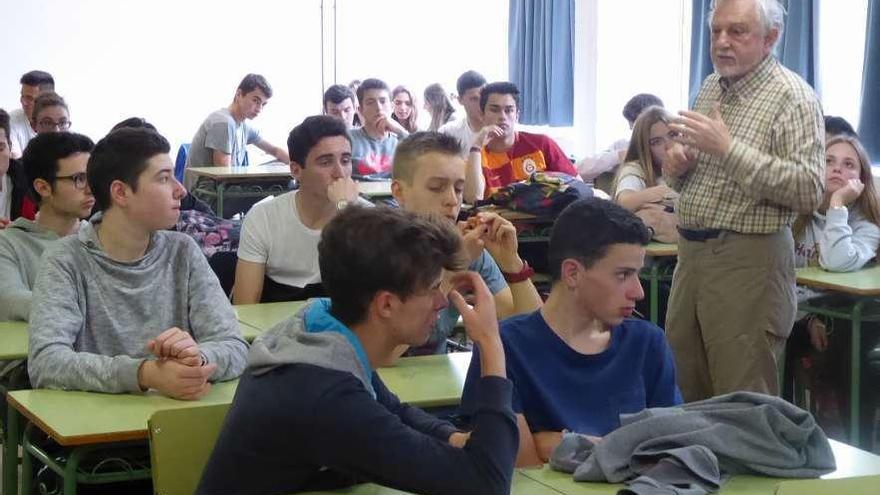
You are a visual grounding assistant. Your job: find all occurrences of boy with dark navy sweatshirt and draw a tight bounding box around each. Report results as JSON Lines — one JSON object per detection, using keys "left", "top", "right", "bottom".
{"left": 462, "top": 198, "right": 682, "bottom": 466}
{"left": 198, "top": 206, "right": 518, "bottom": 495}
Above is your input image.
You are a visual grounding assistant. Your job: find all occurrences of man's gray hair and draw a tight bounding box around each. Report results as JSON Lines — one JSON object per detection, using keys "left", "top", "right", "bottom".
{"left": 709, "top": 0, "right": 786, "bottom": 47}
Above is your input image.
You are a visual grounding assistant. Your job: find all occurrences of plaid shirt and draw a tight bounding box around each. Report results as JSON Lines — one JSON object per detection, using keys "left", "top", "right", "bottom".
{"left": 671, "top": 56, "right": 825, "bottom": 234}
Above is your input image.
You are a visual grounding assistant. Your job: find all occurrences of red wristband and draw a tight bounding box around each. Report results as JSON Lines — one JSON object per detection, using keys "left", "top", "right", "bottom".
{"left": 502, "top": 261, "right": 534, "bottom": 283}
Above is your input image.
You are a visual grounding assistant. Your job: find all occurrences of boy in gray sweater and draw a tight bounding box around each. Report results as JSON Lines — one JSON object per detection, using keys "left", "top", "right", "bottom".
{"left": 28, "top": 128, "right": 248, "bottom": 398}
{"left": 0, "top": 132, "right": 94, "bottom": 321}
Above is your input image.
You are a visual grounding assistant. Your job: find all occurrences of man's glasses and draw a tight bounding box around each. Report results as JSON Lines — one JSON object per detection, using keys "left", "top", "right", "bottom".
{"left": 55, "top": 172, "right": 88, "bottom": 190}
{"left": 36, "top": 118, "right": 71, "bottom": 132}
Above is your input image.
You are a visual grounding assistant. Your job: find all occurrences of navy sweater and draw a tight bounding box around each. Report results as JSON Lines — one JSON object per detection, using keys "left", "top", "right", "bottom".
{"left": 197, "top": 364, "right": 518, "bottom": 495}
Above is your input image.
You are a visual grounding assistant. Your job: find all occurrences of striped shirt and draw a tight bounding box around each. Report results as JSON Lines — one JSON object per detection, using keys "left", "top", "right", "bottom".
{"left": 671, "top": 55, "right": 825, "bottom": 234}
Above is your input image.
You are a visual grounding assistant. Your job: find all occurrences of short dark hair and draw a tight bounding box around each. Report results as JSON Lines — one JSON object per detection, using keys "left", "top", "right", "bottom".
{"left": 480, "top": 81, "right": 520, "bottom": 112}
{"left": 88, "top": 128, "right": 170, "bottom": 212}
{"left": 456, "top": 70, "right": 487, "bottom": 96}
{"left": 824, "top": 116, "right": 857, "bottom": 138}
{"left": 323, "top": 84, "right": 355, "bottom": 107}
{"left": 622, "top": 94, "right": 664, "bottom": 125}
{"left": 32, "top": 92, "right": 68, "bottom": 121}
{"left": 356, "top": 78, "right": 390, "bottom": 106}
{"left": 319, "top": 206, "right": 465, "bottom": 326}
{"left": 110, "top": 117, "right": 157, "bottom": 133}
{"left": 20, "top": 70, "right": 55, "bottom": 90}
{"left": 237, "top": 74, "right": 273, "bottom": 99}
{"left": 21, "top": 132, "right": 94, "bottom": 205}
{"left": 0, "top": 109, "right": 10, "bottom": 146}
{"left": 392, "top": 132, "right": 463, "bottom": 184}
{"left": 548, "top": 198, "right": 651, "bottom": 282}
{"left": 287, "top": 115, "right": 352, "bottom": 167}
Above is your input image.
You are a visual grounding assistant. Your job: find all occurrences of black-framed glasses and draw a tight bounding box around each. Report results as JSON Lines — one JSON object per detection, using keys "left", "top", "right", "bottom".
{"left": 55, "top": 172, "right": 88, "bottom": 190}
{"left": 36, "top": 118, "right": 71, "bottom": 131}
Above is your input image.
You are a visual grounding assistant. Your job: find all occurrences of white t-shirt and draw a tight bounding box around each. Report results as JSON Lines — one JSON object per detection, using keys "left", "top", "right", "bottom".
{"left": 438, "top": 117, "right": 479, "bottom": 157}
{"left": 9, "top": 108, "right": 36, "bottom": 158}
{"left": 577, "top": 138, "right": 629, "bottom": 180}
{"left": 237, "top": 191, "right": 322, "bottom": 288}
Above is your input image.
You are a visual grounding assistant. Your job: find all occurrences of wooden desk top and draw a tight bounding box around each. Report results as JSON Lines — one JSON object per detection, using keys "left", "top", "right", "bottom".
{"left": 0, "top": 320, "right": 28, "bottom": 360}
{"left": 0, "top": 322, "right": 257, "bottom": 359}
{"left": 7, "top": 352, "right": 471, "bottom": 446}
{"left": 357, "top": 180, "right": 392, "bottom": 198}
{"left": 517, "top": 439, "right": 880, "bottom": 494}
{"left": 796, "top": 265, "right": 880, "bottom": 296}
{"left": 299, "top": 471, "right": 559, "bottom": 494}
{"left": 644, "top": 242, "right": 678, "bottom": 257}
{"left": 376, "top": 352, "right": 471, "bottom": 408}
{"left": 234, "top": 300, "right": 307, "bottom": 332}
{"left": 7, "top": 380, "right": 239, "bottom": 446}
{"left": 186, "top": 164, "right": 291, "bottom": 179}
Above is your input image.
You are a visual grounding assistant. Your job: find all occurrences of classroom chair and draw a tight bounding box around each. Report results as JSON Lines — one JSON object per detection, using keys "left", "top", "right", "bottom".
{"left": 148, "top": 403, "right": 230, "bottom": 495}
{"left": 174, "top": 143, "right": 190, "bottom": 183}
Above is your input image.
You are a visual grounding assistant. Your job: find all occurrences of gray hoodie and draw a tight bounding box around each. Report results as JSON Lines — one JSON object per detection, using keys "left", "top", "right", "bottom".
{"left": 0, "top": 218, "right": 68, "bottom": 321}
{"left": 28, "top": 216, "right": 248, "bottom": 393}
{"left": 248, "top": 298, "right": 376, "bottom": 396}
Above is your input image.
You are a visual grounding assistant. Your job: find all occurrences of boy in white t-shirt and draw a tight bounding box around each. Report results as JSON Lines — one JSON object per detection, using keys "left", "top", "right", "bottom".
{"left": 233, "top": 116, "right": 368, "bottom": 304}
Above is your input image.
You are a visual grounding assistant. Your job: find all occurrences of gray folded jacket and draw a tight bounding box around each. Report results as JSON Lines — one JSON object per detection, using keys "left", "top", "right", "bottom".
{"left": 550, "top": 391, "right": 836, "bottom": 495}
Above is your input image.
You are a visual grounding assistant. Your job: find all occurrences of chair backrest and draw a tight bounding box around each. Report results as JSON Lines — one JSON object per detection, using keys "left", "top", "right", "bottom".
{"left": 174, "top": 143, "right": 191, "bottom": 183}
{"left": 148, "top": 402, "right": 230, "bottom": 495}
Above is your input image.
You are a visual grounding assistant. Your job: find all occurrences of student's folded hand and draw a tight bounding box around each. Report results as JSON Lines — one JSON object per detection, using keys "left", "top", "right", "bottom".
{"left": 139, "top": 358, "right": 218, "bottom": 400}
{"left": 148, "top": 327, "right": 202, "bottom": 364}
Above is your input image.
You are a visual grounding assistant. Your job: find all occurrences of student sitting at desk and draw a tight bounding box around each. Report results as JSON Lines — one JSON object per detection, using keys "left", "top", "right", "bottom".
{"left": 233, "top": 115, "right": 370, "bottom": 304}
{"left": 185, "top": 73, "right": 289, "bottom": 168}
{"left": 794, "top": 134, "right": 880, "bottom": 344}
{"left": 0, "top": 109, "right": 30, "bottom": 227}
{"left": 612, "top": 106, "right": 680, "bottom": 243}
{"left": 199, "top": 206, "right": 518, "bottom": 495}
{"left": 461, "top": 198, "right": 682, "bottom": 466}
{"left": 28, "top": 128, "right": 247, "bottom": 398}
{"left": 392, "top": 132, "right": 543, "bottom": 354}
{"left": 349, "top": 78, "right": 409, "bottom": 176}
{"left": 0, "top": 132, "right": 94, "bottom": 321}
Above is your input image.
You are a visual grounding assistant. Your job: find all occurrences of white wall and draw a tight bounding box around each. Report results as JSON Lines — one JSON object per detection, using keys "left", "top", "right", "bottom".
{"left": 1, "top": 0, "right": 323, "bottom": 156}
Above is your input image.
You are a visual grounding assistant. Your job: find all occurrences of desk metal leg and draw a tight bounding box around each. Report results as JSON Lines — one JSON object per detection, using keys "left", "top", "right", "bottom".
{"left": 850, "top": 300, "right": 864, "bottom": 446}
{"left": 649, "top": 264, "right": 660, "bottom": 325}
{"left": 3, "top": 401, "right": 20, "bottom": 495}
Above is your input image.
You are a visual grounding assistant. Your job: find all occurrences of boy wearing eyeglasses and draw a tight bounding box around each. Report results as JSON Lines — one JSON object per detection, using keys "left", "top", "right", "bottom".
{"left": 0, "top": 132, "right": 94, "bottom": 320}
{"left": 30, "top": 92, "right": 71, "bottom": 134}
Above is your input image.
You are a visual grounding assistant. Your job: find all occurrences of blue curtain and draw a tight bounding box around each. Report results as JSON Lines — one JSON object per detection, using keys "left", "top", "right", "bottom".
{"left": 775, "top": 0, "right": 819, "bottom": 90}
{"left": 858, "top": 0, "right": 880, "bottom": 160}
{"left": 508, "top": 0, "right": 575, "bottom": 126}
{"left": 688, "top": 0, "right": 714, "bottom": 106}
{"left": 688, "top": 0, "right": 818, "bottom": 106}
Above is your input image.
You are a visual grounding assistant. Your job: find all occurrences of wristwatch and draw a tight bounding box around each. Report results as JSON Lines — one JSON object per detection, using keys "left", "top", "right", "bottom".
{"left": 336, "top": 199, "right": 349, "bottom": 211}
{"left": 503, "top": 261, "right": 535, "bottom": 283}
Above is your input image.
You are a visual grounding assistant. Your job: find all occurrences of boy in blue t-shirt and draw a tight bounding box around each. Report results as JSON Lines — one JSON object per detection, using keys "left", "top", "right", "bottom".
{"left": 461, "top": 197, "right": 682, "bottom": 466}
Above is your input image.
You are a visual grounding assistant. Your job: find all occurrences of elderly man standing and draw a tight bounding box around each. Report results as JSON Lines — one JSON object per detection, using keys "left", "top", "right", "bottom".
{"left": 664, "top": 0, "right": 824, "bottom": 401}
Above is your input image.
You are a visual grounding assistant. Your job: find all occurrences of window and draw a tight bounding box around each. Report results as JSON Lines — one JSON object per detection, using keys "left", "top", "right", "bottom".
{"left": 817, "top": 0, "right": 869, "bottom": 129}
{"left": 335, "top": 0, "right": 508, "bottom": 128}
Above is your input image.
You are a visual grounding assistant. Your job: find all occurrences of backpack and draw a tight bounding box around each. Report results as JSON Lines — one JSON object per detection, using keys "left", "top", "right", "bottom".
{"left": 477, "top": 172, "right": 594, "bottom": 218}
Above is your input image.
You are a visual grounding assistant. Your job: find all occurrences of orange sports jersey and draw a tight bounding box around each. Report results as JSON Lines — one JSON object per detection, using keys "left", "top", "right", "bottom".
{"left": 480, "top": 131, "right": 575, "bottom": 197}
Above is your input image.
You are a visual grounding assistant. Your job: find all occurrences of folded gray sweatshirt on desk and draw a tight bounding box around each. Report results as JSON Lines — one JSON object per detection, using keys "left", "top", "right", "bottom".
{"left": 550, "top": 391, "right": 836, "bottom": 495}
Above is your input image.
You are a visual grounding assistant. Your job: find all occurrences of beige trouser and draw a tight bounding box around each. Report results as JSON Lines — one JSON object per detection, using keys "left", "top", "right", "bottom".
{"left": 665, "top": 228, "right": 797, "bottom": 402}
